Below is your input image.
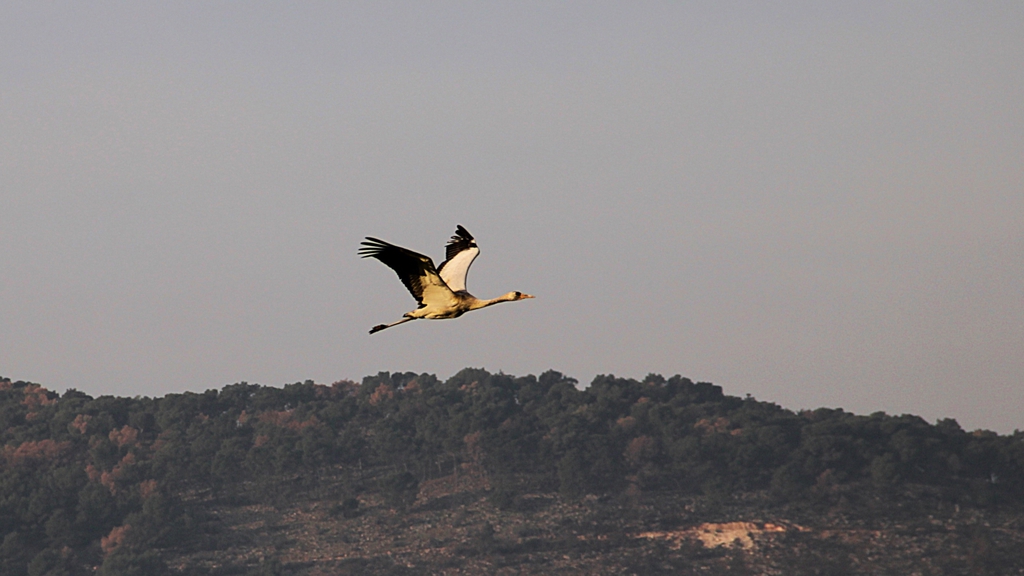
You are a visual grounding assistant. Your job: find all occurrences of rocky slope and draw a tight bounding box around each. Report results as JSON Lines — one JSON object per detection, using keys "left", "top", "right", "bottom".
{"left": 168, "top": 468, "right": 1024, "bottom": 575}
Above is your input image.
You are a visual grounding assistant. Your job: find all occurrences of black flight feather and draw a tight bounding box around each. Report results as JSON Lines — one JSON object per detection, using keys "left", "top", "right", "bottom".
{"left": 358, "top": 237, "right": 439, "bottom": 304}
{"left": 438, "top": 225, "right": 477, "bottom": 273}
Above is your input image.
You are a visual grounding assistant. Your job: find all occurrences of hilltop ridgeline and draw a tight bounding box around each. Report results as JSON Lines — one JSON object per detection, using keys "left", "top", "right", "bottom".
{"left": 1, "top": 370, "right": 1022, "bottom": 574}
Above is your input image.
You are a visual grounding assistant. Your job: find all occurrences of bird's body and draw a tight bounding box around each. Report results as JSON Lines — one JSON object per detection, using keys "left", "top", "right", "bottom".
{"left": 359, "top": 225, "right": 533, "bottom": 334}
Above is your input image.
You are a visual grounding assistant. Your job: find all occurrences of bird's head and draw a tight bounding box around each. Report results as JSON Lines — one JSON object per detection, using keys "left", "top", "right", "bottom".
{"left": 509, "top": 291, "right": 535, "bottom": 301}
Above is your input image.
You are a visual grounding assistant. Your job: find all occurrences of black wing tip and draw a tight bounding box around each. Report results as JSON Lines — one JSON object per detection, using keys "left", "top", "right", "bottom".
{"left": 358, "top": 237, "right": 390, "bottom": 257}
{"left": 446, "top": 225, "right": 475, "bottom": 249}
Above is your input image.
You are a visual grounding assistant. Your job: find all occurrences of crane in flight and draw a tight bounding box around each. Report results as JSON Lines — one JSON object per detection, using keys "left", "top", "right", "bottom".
{"left": 359, "top": 225, "right": 534, "bottom": 334}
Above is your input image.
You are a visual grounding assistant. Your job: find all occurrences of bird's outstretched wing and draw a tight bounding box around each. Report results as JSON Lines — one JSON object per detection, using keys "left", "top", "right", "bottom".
{"left": 359, "top": 237, "right": 455, "bottom": 306}
{"left": 437, "top": 225, "right": 479, "bottom": 293}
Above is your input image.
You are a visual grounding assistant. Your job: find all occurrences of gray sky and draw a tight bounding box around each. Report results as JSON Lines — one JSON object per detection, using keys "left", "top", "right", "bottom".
{"left": 2, "top": 2, "right": 1022, "bottom": 432}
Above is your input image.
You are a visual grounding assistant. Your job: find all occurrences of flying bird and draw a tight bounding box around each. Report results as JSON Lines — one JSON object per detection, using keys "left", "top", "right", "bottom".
{"left": 359, "top": 225, "right": 534, "bottom": 334}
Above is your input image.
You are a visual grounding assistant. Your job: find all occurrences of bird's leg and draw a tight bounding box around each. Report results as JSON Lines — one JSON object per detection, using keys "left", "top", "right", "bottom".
{"left": 369, "top": 317, "right": 416, "bottom": 334}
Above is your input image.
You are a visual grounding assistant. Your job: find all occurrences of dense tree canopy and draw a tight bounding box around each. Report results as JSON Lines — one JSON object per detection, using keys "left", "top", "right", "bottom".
{"left": 1, "top": 371, "right": 1021, "bottom": 574}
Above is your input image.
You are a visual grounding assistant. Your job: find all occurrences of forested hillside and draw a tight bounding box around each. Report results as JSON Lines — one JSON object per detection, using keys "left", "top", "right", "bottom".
{"left": 2, "top": 370, "right": 1022, "bottom": 575}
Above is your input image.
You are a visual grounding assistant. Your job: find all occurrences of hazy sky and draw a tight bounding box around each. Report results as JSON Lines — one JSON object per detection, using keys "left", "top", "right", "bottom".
{"left": 2, "top": 2, "right": 1022, "bottom": 432}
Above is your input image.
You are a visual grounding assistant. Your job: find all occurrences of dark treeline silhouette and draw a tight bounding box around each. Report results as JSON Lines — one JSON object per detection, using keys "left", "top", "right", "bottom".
{"left": 1, "top": 371, "right": 1022, "bottom": 574}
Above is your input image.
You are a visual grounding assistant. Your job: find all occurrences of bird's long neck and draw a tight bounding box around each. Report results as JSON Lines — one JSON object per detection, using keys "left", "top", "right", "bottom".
{"left": 468, "top": 292, "right": 519, "bottom": 311}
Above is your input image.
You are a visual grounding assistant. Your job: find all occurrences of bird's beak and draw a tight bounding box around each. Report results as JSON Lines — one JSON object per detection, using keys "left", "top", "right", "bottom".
{"left": 521, "top": 293, "right": 535, "bottom": 299}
